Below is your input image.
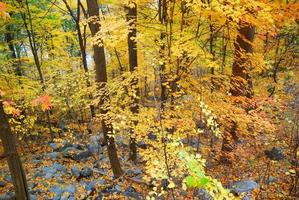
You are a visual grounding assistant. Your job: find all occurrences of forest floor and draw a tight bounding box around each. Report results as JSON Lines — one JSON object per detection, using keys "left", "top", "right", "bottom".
{"left": 0, "top": 119, "right": 298, "bottom": 200}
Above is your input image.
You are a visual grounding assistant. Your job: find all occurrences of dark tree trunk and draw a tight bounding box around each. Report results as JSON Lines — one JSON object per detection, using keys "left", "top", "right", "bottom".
{"left": 17, "top": 0, "right": 54, "bottom": 140}
{"left": 62, "top": 0, "right": 95, "bottom": 119}
{"left": 86, "top": 0, "right": 123, "bottom": 178}
{"left": 159, "top": 0, "right": 167, "bottom": 110}
{"left": 0, "top": 99, "right": 29, "bottom": 200}
{"left": 5, "top": 23, "right": 22, "bottom": 76}
{"left": 126, "top": 1, "right": 139, "bottom": 162}
{"left": 230, "top": 20, "right": 255, "bottom": 98}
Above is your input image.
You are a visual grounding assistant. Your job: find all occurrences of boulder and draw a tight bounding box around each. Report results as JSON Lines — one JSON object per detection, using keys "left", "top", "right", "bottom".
{"left": 124, "top": 186, "right": 141, "bottom": 200}
{"left": 137, "top": 141, "right": 148, "bottom": 149}
{"left": 265, "top": 147, "right": 285, "bottom": 161}
{"left": 33, "top": 172, "right": 44, "bottom": 178}
{"left": 126, "top": 168, "right": 142, "bottom": 177}
{"left": 46, "top": 152, "right": 60, "bottom": 159}
{"left": 265, "top": 176, "right": 278, "bottom": 185}
{"left": 32, "top": 159, "right": 42, "bottom": 164}
{"left": 29, "top": 194, "right": 38, "bottom": 200}
{"left": 88, "top": 135, "right": 104, "bottom": 154}
{"left": 81, "top": 167, "right": 93, "bottom": 178}
{"left": 49, "top": 142, "right": 59, "bottom": 151}
{"left": 0, "top": 181, "right": 6, "bottom": 187}
{"left": 147, "top": 132, "right": 157, "bottom": 140}
{"left": 0, "top": 193, "right": 14, "bottom": 200}
{"left": 242, "top": 192, "right": 252, "bottom": 200}
{"left": 193, "top": 189, "right": 213, "bottom": 200}
{"left": 4, "top": 175, "right": 12, "bottom": 182}
{"left": 62, "top": 147, "right": 80, "bottom": 158}
{"left": 229, "top": 180, "right": 259, "bottom": 195}
{"left": 52, "top": 163, "right": 67, "bottom": 173}
{"left": 71, "top": 166, "right": 80, "bottom": 178}
{"left": 73, "top": 151, "right": 92, "bottom": 161}
{"left": 85, "top": 181, "right": 97, "bottom": 191}
{"left": 49, "top": 184, "right": 76, "bottom": 200}
{"left": 85, "top": 179, "right": 106, "bottom": 192}
{"left": 161, "top": 179, "right": 169, "bottom": 190}
{"left": 64, "top": 185, "right": 76, "bottom": 194}
{"left": 63, "top": 147, "right": 92, "bottom": 161}
{"left": 114, "top": 184, "right": 122, "bottom": 192}
{"left": 49, "top": 186, "right": 64, "bottom": 199}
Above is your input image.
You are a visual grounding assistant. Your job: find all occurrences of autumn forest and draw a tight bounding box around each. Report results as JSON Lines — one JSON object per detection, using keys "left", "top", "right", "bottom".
{"left": 0, "top": 0, "right": 298, "bottom": 199}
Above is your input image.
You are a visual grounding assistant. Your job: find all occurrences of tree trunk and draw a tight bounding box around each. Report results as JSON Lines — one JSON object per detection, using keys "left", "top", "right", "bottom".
{"left": 62, "top": 0, "right": 95, "bottom": 118}
{"left": 0, "top": 99, "right": 29, "bottom": 200}
{"left": 230, "top": 19, "right": 255, "bottom": 98}
{"left": 126, "top": 1, "right": 139, "bottom": 162}
{"left": 5, "top": 23, "right": 22, "bottom": 76}
{"left": 16, "top": 0, "right": 54, "bottom": 140}
{"left": 86, "top": 0, "right": 123, "bottom": 178}
{"left": 159, "top": 0, "right": 168, "bottom": 111}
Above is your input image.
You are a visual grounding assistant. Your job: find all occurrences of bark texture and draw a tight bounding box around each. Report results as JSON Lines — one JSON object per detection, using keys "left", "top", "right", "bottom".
{"left": 86, "top": 0, "right": 123, "bottom": 178}
{"left": 0, "top": 99, "right": 29, "bottom": 199}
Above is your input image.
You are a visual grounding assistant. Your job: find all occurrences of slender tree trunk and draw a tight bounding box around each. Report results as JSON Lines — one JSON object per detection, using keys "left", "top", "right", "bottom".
{"left": 230, "top": 19, "right": 255, "bottom": 98}
{"left": 0, "top": 98, "right": 29, "bottom": 200}
{"left": 17, "top": 0, "right": 54, "bottom": 140}
{"left": 86, "top": 0, "right": 123, "bottom": 178}
{"left": 5, "top": 23, "right": 22, "bottom": 76}
{"left": 62, "top": 0, "right": 95, "bottom": 119}
{"left": 159, "top": 0, "right": 168, "bottom": 110}
{"left": 126, "top": 1, "right": 139, "bottom": 162}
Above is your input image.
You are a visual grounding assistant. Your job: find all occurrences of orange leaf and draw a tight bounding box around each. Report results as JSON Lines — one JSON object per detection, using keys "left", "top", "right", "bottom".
{"left": 32, "top": 94, "right": 53, "bottom": 111}
{"left": 0, "top": 2, "right": 7, "bottom": 12}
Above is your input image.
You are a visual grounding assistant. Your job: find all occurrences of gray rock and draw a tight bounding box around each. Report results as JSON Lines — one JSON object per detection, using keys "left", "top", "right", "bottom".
{"left": 0, "top": 193, "right": 14, "bottom": 200}
{"left": 137, "top": 141, "right": 148, "bottom": 149}
{"left": 265, "top": 176, "right": 278, "bottom": 185}
{"left": 29, "top": 194, "right": 38, "bottom": 200}
{"left": 52, "top": 163, "right": 67, "bottom": 172}
{"left": 126, "top": 168, "right": 142, "bottom": 176}
{"left": 4, "top": 175, "right": 12, "bottom": 182}
{"left": 43, "top": 166, "right": 57, "bottom": 175}
{"left": 124, "top": 186, "right": 141, "bottom": 200}
{"left": 86, "top": 181, "right": 97, "bottom": 191}
{"left": 161, "top": 179, "right": 169, "bottom": 190}
{"left": 265, "top": 147, "right": 285, "bottom": 161}
{"left": 46, "top": 152, "right": 60, "bottom": 159}
{"left": 147, "top": 132, "right": 157, "bottom": 140}
{"left": 43, "top": 165, "right": 65, "bottom": 179}
{"left": 0, "top": 181, "right": 6, "bottom": 187}
{"left": 45, "top": 173, "right": 54, "bottom": 179}
{"left": 81, "top": 167, "right": 93, "bottom": 178}
{"left": 114, "top": 184, "right": 122, "bottom": 192}
{"left": 49, "top": 142, "right": 58, "bottom": 151}
{"left": 229, "top": 180, "right": 259, "bottom": 195}
{"left": 64, "top": 184, "right": 76, "bottom": 194}
{"left": 62, "top": 147, "right": 80, "bottom": 158}
{"left": 49, "top": 185, "right": 63, "bottom": 198}
{"left": 71, "top": 166, "right": 80, "bottom": 178}
{"left": 88, "top": 135, "right": 104, "bottom": 154}
{"left": 73, "top": 151, "right": 92, "bottom": 161}
{"left": 194, "top": 189, "right": 213, "bottom": 200}
{"left": 181, "top": 137, "right": 200, "bottom": 148}
{"left": 33, "top": 172, "right": 44, "bottom": 178}
{"left": 63, "top": 147, "right": 92, "bottom": 161}
{"left": 242, "top": 192, "right": 251, "bottom": 200}
{"left": 32, "top": 160, "right": 42, "bottom": 164}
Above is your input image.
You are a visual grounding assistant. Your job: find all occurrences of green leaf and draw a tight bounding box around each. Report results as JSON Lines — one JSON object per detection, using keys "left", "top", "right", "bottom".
{"left": 198, "top": 176, "right": 210, "bottom": 187}
{"left": 185, "top": 176, "right": 198, "bottom": 188}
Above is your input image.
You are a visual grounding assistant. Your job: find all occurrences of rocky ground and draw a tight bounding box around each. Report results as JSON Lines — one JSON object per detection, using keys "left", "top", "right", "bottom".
{"left": 0, "top": 130, "right": 297, "bottom": 199}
